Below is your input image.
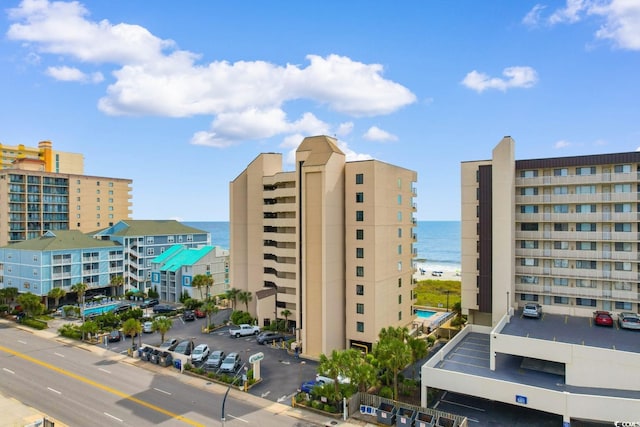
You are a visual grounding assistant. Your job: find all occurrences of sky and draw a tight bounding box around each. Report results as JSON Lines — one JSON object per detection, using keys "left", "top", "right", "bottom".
{"left": 1, "top": 0, "right": 639, "bottom": 222}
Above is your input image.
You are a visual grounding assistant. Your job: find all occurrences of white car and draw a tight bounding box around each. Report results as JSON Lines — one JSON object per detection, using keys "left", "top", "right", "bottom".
{"left": 191, "top": 344, "right": 210, "bottom": 364}
{"left": 142, "top": 321, "right": 154, "bottom": 333}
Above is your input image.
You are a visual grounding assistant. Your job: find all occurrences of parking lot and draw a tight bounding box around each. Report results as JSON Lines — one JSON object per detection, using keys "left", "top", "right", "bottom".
{"left": 105, "top": 308, "right": 320, "bottom": 404}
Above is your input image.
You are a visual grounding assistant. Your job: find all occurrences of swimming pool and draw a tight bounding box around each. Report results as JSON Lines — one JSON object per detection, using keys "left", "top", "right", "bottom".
{"left": 415, "top": 309, "right": 436, "bottom": 319}
{"left": 83, "top": 302, "right": 121, "bottom": 317}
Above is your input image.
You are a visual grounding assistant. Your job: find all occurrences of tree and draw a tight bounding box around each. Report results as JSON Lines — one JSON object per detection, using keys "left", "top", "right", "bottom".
{"left": 280, "top": 309, "right": 291, "bottom": 332}
{"left": 0, "top": 287, "right": 19, "bottom": 305}
{"left": 70, "top": 282, "right": 88, "bottom": 321}
{"left": 17, "top": 292, "right": 44, "bottom": 318}
{"left": 373, "top": 326, "right": 412, "bottom": 400}
{"left": 79, "top": 320, "right": 99, "bottom": 341}
{"left": 122, "top": 318, "right": 141, "bottom": 350}
{"left": 407, "top": 335, "right": 428, "bottom": 379}
{"left": 318, "top": 350, "right": 346, "bottom": 397}
{"left": 48, "top": 287, "right": 66, "bottom": 309}
{"left": 203, "top": 300, "right": 218, "bottom": 329}
{"left": 225, "top": 288, "right": 240, "bottom": 310}
{"left": 238, "top": 290, "right": 253, "bottom": 313}
{"left": 192, "top": 274, "right": 213, "bottom": 300}
{"left": 152, "top": 316, "right": 173, "bottom": 343}
{"left": 110, "top": 275, "right": 124, "bottom": 297}
{"left": 343, "top": 349, "right": 378, "bottom": 393}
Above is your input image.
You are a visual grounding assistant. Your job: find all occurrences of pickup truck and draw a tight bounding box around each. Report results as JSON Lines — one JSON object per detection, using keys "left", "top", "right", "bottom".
{"left": 229, "top": 324, "right": 260, "bottom": 338}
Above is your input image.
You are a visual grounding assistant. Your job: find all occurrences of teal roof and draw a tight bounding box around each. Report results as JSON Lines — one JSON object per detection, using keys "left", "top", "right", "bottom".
{"left": 2, "top": 230, "right": 122, "bottom": 251}
{"left": 153, "top": 245, "right": 215, "bottom": 272}
{"left": 93, "top": 220, "right": 207, "bottom": 237}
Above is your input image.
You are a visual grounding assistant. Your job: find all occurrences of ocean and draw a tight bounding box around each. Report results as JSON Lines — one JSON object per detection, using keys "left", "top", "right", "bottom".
{"left": 184, "top": 220, "right": 461, "bottom": 273}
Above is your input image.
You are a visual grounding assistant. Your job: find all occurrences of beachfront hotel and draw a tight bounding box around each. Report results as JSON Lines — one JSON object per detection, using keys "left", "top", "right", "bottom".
{"left": 0, "top": 140, "right": 84, "bottom": 174}
{"left": 229, "top": 135, "right": 418, "bottom": 358}
{"left": 421, "top": 136, "right": 640, "bottom": 424}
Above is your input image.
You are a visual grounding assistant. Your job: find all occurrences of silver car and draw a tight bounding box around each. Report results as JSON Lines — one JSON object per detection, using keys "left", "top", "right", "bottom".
{"left": 618, "top": 312, "right": 640, "bottom": 330}
{"left": 522, "top": 303, "right": 542, "bottom": 319}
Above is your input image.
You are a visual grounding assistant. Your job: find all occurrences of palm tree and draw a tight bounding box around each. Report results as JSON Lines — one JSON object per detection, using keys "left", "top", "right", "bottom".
{"left": 203, "top": 300, "right": 218, "bottom": 330}
{"left": 122, "top": 318, "right": 141, "bottom": 351}
{"left": 192, "top": 274, "right": 213, "bottom": 300}
{"left": 71, "top": 282, "right": 88, "bottom": 322}
{"left": 110, "top": 275, "right": 124, "bottom": 297}
{"left": 373, "top": 326, "right": 412, "bottom": 400}
{"left": 238, "top": 290, "right": 252, "bottom": 313}
{"left": 225, "top": 288, "right": 240, "bottom": 310}
{"left": 318, "top": 350, "right": 345, "bottom": 397}
{"left": 407, "top": 335, "right": 428, "bottom": 379}
{"left": 17, "top": 292, "right": 44, "bottom": 318}
{"left": 1, "top": 287, "right": 18, "bottom": 305}
{"left": 152, "top": 317, "right": 173, "bottom": 343}
{"left": 48, "top": 287, "right": 66, "bottom": 310}
{"left": 280, "top": 309, "right": 291, "bottom": 332}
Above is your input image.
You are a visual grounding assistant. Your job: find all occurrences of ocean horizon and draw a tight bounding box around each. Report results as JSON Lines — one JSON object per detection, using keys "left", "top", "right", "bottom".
{"left": 185, "top": 220, "right": 461, "bottom": 273}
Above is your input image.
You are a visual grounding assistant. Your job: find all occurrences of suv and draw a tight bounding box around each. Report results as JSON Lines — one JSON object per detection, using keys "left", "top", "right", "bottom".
{"left": 523, "top": 303, "right": 542, "bottom": 319}
{"left": 256, "top": 331, "right": 285, "bottom": 345}
{"left": 173, "top": 340, "right": 195, "bottom": 356}
{"left": 204, "top": 350, "right": 225, "bottom": 370}
{"left": 618, "top": 312, "right": 640, "bottom": 330}
{"left": 191, "top": 344, "right": 210, "bottom": 364}
{"left": 219, "top": 352, "right": 241, "bottom": 373}
{"left": 182, "top": 310, "right": 196, "bottom": 321}
{"left": 153, "top": 304, "right": 174, "bottom": 314}
{"left": 159, "top": 338, "right": 179, "bottom": 351}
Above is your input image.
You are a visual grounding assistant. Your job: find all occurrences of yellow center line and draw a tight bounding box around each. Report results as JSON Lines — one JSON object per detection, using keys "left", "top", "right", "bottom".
{"left": 0, "top": 345, "right": 205, "bottom": 427}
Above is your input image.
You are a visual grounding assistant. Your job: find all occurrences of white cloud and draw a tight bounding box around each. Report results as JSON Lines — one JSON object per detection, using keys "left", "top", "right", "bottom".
{"left": 6, "top": 0, "right": 417, "bottom": 147}
{"left": 549, "top": 0, "right": 588, "bottom": 24}
{"left": 461, "top": 66, "right": 539, "bottom": 93}
{"left": 46, "top": 65, "right": 103, "bottom": 82}
{"left": 554, "top": 139, "right": 572, "bottom": 149}
{"left": 338, "top": 141, "right": 373, "bottom": 162}
{"left": 523, "top": 4, "right": 547, "bottom": 27}
{"left": 362, "top": 126, "right": 398, "bottom": 142}
{"left": 336, "top": 122, "right": 354, "bottom": 137}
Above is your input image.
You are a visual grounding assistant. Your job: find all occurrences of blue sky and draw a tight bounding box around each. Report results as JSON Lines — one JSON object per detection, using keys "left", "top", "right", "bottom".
{"left": 1, "top": 1, "right": 639, "bottom": 221}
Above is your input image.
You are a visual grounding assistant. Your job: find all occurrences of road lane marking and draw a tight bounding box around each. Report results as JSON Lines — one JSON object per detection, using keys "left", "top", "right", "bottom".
{"left": 18, "top": 340, "right": 27, "bottom": 344}
{"left": 227, "top": 414, "right": 249, "bottom": 423}
{"left": 440, "top": 399, "right": 485, "bottom": 412}
{"left": 0, "top": 344, "right": 205, "bottom": 427}
{"left": 54, "top": 352, "right": 65, "bottom": 358}
{"left": 47, "top": 387, "right": 61, "bottom": 395}
{"left": 3, "top": 368, "right": 15, "bottom": 374}
{"left": 98, "top": 368, "right": 111, "bottom": 374}
{"left": 104, "top": 412, "right": 123, "bottom": 423}
{"left": 154, "top": 387, "right": 172, "bottom": 395}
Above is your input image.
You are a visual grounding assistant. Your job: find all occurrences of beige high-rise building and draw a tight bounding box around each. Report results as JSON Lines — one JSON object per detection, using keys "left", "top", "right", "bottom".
{"left": 230, "top": 135, "right": 417, "bottom": 358}
{"left": 0, "top": 140, "right": 84, "bottom": 174}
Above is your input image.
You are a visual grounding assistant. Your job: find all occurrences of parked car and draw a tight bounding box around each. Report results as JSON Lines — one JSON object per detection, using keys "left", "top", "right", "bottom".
{"left": 153, "top": 304, "right": 174, "bottom": 314}
{"left": 191, "top": 344, "right": 210, "bottom": 364}
{"left": 114, "top": 304, "right": 131, "bottom": 314}
{"left": 204, "top": 350, "right": 225, "bottom": 370}
{"left": 159, "top": 338, "right": 179, "bottom": 351}
{"left": 618, "top": 312, "right": 640, "bottom": 330}
{"left": 173, "top": 340, "right": 195, "bottom": 356}
{"left": 300, "top": 379, "right": 320, "bottom": 394}
{"left": 182, "top": 310, "right": 196, "bottom": 321}
{"left": 142, "top": 321, "right": 154, "bottom": 333}
{"left": 219, "top": 352, "right": 241, "bottom": 373}
{"left": 140, "top": 298, "right": 159, "bottom": 308}
{"left": 593, "top": 311, "right": 614, "bottom": 327}
{"left": 256, "top": 331, "right": 285, "bottom": 345}
{"left": 107, "top": 330, "right": 121, "bottom": 342}
{"left": 523, "top": 303, "right": 542, "bottom": 319}
{"left": 194, "top": 308, "right": 206, "bottom": 318}
{"left": 229, "top": 324, "right": 260, "bottom": 338}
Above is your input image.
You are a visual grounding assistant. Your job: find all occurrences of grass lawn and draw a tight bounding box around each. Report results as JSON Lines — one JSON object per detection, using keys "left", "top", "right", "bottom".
{"left": 413, "top": 279, "right": 461, "bottom": 309}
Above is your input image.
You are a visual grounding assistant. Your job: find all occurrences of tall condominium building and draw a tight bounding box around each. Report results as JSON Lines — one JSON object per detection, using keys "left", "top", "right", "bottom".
{"left": 0, "top": 167, "right": 132, "bottom": 246}
{"left": 230, "top": 135, "right": 417, "bottom": 358}
{"left": 461, "top": 136, "right": 640, "bottom": 325}
{"left": 0, "top": 140, "right": 84, "bottom": 174}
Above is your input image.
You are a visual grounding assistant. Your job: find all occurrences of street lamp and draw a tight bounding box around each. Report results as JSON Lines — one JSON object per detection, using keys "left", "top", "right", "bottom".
{"left": 221, "top": 363, "right": 246, "bottom": 426}
{"left": 445, "top": 290, "right": 450, "bottom": 313}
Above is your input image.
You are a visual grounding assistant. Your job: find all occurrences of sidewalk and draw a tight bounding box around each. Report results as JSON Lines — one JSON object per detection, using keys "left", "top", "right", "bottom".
{"left": 1, "top": 318, "right": 377, "bottom": 426}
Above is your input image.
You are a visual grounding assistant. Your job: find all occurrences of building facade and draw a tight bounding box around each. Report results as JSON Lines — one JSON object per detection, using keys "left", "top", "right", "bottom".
{"left": 0, "top": 140, "right": 84, "bottom": 174}
{"left": 151, "top": 245, "right": 229, "bottom": 303}
{"left": 0, "top": 230, "right": 124, "bottom": 299}
{"left": 93, "top": 220, "right": 210, "bottom": 293}
{"left": 0, "top": 168, "right": 132, "bottom": 246}
{"left": 230, "top": 135, "right": 417, "bottom": 358}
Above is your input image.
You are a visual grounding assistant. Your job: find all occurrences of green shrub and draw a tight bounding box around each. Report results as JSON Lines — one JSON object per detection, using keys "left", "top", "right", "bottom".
{"left": 184, "top": 363, "right": 193, "bottom": 371}
{"left": 379, "top": 386, "right": 393, "bottom": 399}
{"left": 58, "top": 324, "right": 82, "bottom": 340}
{"left": 230, "top": 310, "right": 253, "bottom": 325}
{"left": 21, "top": 318, "right": 48, "bottom": 330}
{"left": 311, "top": 400, "right": 323, "bottom": 409}
{"left": 323, "top": 404, "right": 337, "bottom": 413}
{"left": 0, "top": 304, "right": 9, "bottom": 314}
{"left": 427, "top": 335, "right": 437, "bottom": 344}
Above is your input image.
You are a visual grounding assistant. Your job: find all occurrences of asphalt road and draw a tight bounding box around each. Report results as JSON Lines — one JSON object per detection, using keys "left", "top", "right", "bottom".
{"left": 107, "top": 309, "right": 320, "bottom": 404}
{"left": 0, "top": 322, "right": 320, "bottom": 426}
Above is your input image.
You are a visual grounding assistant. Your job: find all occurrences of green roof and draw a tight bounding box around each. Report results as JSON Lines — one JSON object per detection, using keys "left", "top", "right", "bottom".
{"left": 154, "top": 245, "right": 215, "bottom": 272}
{"left": 94, "top": 220, "right": 207, "bottom": 237}
{"left": 3, "top": 230, "right": 122, "bottom": 251}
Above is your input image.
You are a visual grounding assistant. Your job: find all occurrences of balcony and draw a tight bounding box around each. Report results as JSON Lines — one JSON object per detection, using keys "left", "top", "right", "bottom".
{"left": 516, "top": 283, "right": 638, "bottom": 302}
{"left": 517, "top": 265, "right": 638, "bottom": 281}
{"left": 516, "top": 248, "right": 640, "bottom": 261}
{"left": 515, "top": 230, "right": 640, "bottom": 242}
{"left": 516, "top": 212, "right": 640, "bottom": 223}
{"left": 515, "top": 192, "right": 639, "bottom": 205}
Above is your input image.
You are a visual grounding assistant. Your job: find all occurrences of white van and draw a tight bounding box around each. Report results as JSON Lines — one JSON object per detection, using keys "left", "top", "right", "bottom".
{"left": 142, "top": 321, "right": 154, "bottom": 333}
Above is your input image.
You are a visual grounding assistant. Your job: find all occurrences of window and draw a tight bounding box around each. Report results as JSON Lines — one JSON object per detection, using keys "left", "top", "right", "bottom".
{"left": 398, "top": 278, "right": 402, "bottom": 288}
{"left": 614, "top": 184, "right": 632, "bottom": 193}
{"left": 398, "top": 295, "right": 402, "bottom": 304}
{"left": 168, "top": 236, "right": 175, "bottom": 243}
{"left": 397, "top": 211, "right": 402, "bottom": 221}
{"left": 576, "top": 204, "right": 596, "bottom": 213}
{"left": 576, "top": 223, "right": 596, "bottom": 232}
{"left": 553, "top": 205, "right": 568, "bottom": 213}
{"left": 576, "top": 185, "right": 596, "bottom": 194}
{"left": 397, "top": 245, "right": 402, "bottom": 254}
{"left": 355, "top": 174, "right": 364, "bottom": 184}
{"left": 554, "top": 296, "right": 569, "bottom": 304}
{"left": 614, "top": 203, "right": 632, "bottom": 213}
{"left": 398, "top": 311, "right": 402, "bottom": 321}
{"left": 553, "top": 278, "right": 568, "bottom": 286}
{"left": 33, "top": 269, "right": 38, "bottom": 277}
{"left": 96, "top": 189, "right": 101, "bottom": 194}
{"left": 553, "top": 186, "right": 568, "bottom": 195}
{"left": 397, "top": 228, "right": 402, "bottom": 238}
{"left": 554, "top": 168, "right": 568, "bottom": 176}
{"left": 576, "top": 166, "right": 595, "bottom": 176}
{"left": 109, "top": 182, "right": 114, "bottom": 187}
{"left": 615, "top": 242, "right": 631, "bottom": 252}
{"left": 397, "top": 178, "right": 402, "bottom": 189}
{"left": 356, "top": 303, "right": 364, "bottom": 314}
{"left": 356, "top": 266, "right": 364, "bottom": 277}
{"left": 397, "top": 195, "right": 402, "bottom": 205}
{"left": 186, "top": 235, "right": 193, "bottom": 242}
{"left": 615, "top": 223, "right": 632, "bottom": 232}
{"left": 554, "top": 223, "right": 568, "bottom": 231}
{"left": 520, "top": 223, "right": 539, "bottom": 231}
{"left": 146, "top": 248, "right": 155, "bottom": 256}
{"left": 33, "top": 255, "right": 38, "bottom": 262}
{"left": 520, "top": 276, "right": 539, "bottom": 284}
{"left": 146, "top": 237, "right": 154, "bottom": 244}
{"left": 356, "top": 284, "right": 364, "bottom": 295}
{"left": 576, "top": 260, "right": 596, "bottom": 269}
{"left": 356, "top": 322, "right": 364, "bottom": 332}
{"left": 356, "top": 229, "right": 364, "bottom": 240}
{"left": 96, "top": 197, "right": 100, "bottom": 202}
{"left": 356, "top": 248, "right": 364, "bottom": 258}
{"left": 554, "top": 259, "right": 569, "bottom": 268}
{"left": 521, "top": 187, "right": 538, "bottom": 196}
{"left": 615, "top": 301, "right": 632, "bottom": 310}
{"left": 614, "top": 164, "right": 631, "bottom": 173}
{"left": 96, "top": 214, "right": 101, "bottom": 219}
{"left": 356, "top": 192, "right": 364, "bottom": 203}
{"left": 576, "top": 241, "right": 596, "bottom": 250}
{"left": 520, "top": 294, "right": 539, "bottom": 302}
{"left": 356, "top": 211, "right": 364, "bottom": 221}
{"left": 520, "top": 205, "right": 538, "bottom": 213}
{"left": 521, "top": 258, "right": 538, "bottom": 266}
{"left": 520, "top": 170, "right": 538, "bottom": 178}
{"left": 554, "top": 241, "right": 569, "bottom": 250}
{"left": 614, "top": 262, "right": 632, "bottom": 271}
{"left": 614, "top": 282, "right": 632, "bottom": 291}
{"left": 521, "top": 240, "right": 538, "bottom": 249}
{"left": 397, "top": 261, "right": 402, "bottom": 271}
{"left": 576, "top": 280, "right": 596, "bottom": 288}
{"left": 576, "top": 298, "right": 596, "bottom": 307}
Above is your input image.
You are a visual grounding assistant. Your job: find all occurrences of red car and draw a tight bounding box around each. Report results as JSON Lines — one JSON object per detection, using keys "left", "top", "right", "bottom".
{"left": 194, "top": 308, "right": 206, "bottom": 318}
{"left": 593, "top": 311, "right": 613, "bottom": 327}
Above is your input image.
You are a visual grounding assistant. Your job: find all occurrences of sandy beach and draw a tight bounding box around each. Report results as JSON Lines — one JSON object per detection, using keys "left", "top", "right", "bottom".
{"left": 413, "top": 268, "right": 460, "bottom": 282}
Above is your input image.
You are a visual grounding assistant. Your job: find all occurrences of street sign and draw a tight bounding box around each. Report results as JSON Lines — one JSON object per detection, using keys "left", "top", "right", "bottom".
{"left": 248, "top": 352, "right": 264, "bottom": 364}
